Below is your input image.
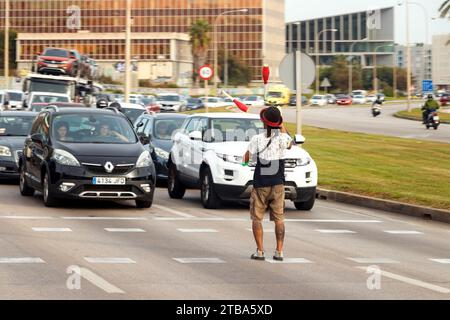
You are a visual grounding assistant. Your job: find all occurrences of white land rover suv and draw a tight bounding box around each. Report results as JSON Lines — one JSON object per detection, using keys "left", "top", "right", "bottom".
{"left": 167, "top": 113, "right": 318, "bottom": 210}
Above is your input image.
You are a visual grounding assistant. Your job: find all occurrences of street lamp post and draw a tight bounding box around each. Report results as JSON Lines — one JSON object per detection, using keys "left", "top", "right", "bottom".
{"left": 348, "top": 38, "right": 368, "bottom": 94}
{"left": 4, "top": 0, "right": 10, "bottom": 89}
{"left": 315, "top": 28, "right": 337, "bottom": 93}
{"left": 373, "top": 44, "right": 394, "bottom": 92}
{"left": 124, "top": 0, "right": 132, "bottom": 103}
{"left": 213, "top": 9, "right": 248, "bottom": 92}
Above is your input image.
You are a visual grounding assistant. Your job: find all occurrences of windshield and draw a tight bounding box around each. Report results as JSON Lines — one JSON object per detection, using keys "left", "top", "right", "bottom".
{"left": 355, "top": 95, "right": 364, "bottom": 98}
{"left": 188, "top": 98, "right": 200, "bottom": 104}
{"left": 157, "top": 95, "right": 180, "bottom": 102}
{"left": 246, "top": 96, "right": 258, "bottom": 101}
{"left": 51, "top": 114, "right": 137, "bottom": 144}
{"left": 268, "top": 92, "right": 282, "bottom": 98}
{"left": 312, "top": 96, "right": 323, "bottom": 99}
{"left": 0, "top": 116, "right": 35, "bottom": 136}
{"left": 29, "top": 80, "right": 69, "bottom": 94}
{"left": 120, "top": 108, "right": 145, "bottom": 124}
{"left": 8, "top": 92, "right": 23, "bottom": 101}
{"left": 209, "top": 118, "right": 264, "bottom": 142}
{"left": 154, "top": 118, "right": 185, "bottom": 140}
{"left": 32, "top": 95, "right": 69, "bottom": 103}
{"left": 43, "top": 49, "right": 69, "bottom": 58}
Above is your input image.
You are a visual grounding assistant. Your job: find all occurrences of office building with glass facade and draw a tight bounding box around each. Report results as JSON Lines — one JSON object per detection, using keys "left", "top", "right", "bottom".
{"left": 286, "top": 7, "right": 395, "bottom": 68}
{"left": 0, "top": 0, "right": 286, "bottom": 84}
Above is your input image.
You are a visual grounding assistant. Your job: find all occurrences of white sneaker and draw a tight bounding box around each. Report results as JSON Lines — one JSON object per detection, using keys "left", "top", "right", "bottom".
{"left": 273, "top": 250, "right": 284, "bottom": 261}
{"left": 250, "top": 249, "right": 265, "bottom": 261}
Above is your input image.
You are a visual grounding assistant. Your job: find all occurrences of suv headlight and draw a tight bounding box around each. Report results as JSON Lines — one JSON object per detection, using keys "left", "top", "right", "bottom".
{"left": 136, "top": 150, "right": 152, "bottom": 168}
{"left": 154, "top": 147, "right": 169, "bottom": 160}
{"left": 296, "top": 157, "right": 311, "bottom": 166}
{"left": 0, "top": 146, "right": 12, "bottom": 157}
{"left": 52, "top": 149, "right": 80, "bottom": 167}
{"left": 216, "top": 153, "right": 243, "bottom": 164}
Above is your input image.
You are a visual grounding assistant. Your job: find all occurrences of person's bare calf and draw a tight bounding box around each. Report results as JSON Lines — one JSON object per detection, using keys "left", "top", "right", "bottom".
{"left": 274, "top": 220, "right": 285, "bottom": 252}
{"left": 252, "top": 220, "right": 264, "bottom": 252}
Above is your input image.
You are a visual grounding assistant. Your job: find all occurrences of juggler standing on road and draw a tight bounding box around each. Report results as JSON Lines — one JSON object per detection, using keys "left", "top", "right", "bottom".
{"left": 243, "top": 107, "right": 293, "bottom": 261}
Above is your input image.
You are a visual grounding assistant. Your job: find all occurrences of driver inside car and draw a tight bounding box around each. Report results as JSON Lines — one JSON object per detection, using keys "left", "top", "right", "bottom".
{"left": 98, "top": 122, "right": 129, "bottom": 143}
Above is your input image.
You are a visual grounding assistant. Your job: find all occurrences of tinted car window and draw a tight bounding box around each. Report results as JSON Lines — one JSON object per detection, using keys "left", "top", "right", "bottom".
{"left": 43, "top": 49, "right": 69, "bottom": 58}
{"left": 8, "top": 92, "right": 23, "bottom": 101}
{"left": 210, "top": 118, "right": 264, "bottom": 142}
{"left": 0, "top": 115, "right": 35, "bottom": 136}
{"left": 121, "top": 108, "right": 145, "bottom": 124}
{"left": 51, "top": 114, "right": 137, "bottom": 144}
{"left": 156, "top": 95, "right": 180, "bottom": 102}
{"left": 32, "top": 95, "right": 69, "bottom": 103}
{"left": 153, "top": 118, "right": 185, "bottom": 140}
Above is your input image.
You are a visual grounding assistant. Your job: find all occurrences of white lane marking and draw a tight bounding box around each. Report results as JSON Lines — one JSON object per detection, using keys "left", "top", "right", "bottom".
{"left": 32, "top": 227, "right": 72, "bottom": 232}
{"left": 266, "top": 258, "right": 313, "bottom": 264}
{"left": 104, "top": 228, "right": 146, "bottom": 233}
{"left": 383, "top": 230, "right": 424, "bottom": 235}
{"left": 316, "top": 229, "right": 356, "bottom": 234}
{"left": 0, "top": 216, "right": 54, "bottom": 220}
{"left": 348, "top": 258, "right": 399, "bottom": 264}
{"left": 177, "top": 228, "right": 218, "bottom": 233}
{"left": 154, "top": 217, "right": 244, "bottom": 221}
{"left": 356, "top": 267, "right": 450, "bottom": 294}
{"left": 285, "top": 219, "right": 382, "bottom": 223}
{"left": 84, "top": 257, "right": 136, "bottom": 264}
{"left": 0, "top": 257, "right": 45, "bottom": 264}
{"left": 173, "top": 258, "right": 226, "bottom": 264}
{"left": 429, "top": 259, "right": 450, "bottom": 264}
{"left": 153, "top": 205, "right": 195, "bottom": 218}
{"left": 62, "top": 217, "right": 147, "bottom": 221}
{"left": 78, "top": 267, "right": 125, "bottom": 294}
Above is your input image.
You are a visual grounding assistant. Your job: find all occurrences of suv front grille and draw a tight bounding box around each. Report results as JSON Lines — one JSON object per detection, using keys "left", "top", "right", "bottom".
{"left": 82, "top": 163, "right": 135, "bottom": 175}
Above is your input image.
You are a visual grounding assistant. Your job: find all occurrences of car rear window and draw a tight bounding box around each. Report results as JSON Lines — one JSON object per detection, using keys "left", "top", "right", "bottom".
{"left": 43, "top": 49, "right": 69, "bottom": 58}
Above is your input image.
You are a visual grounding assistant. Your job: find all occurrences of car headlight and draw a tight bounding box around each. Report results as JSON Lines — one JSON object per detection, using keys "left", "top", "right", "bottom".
{"left": 296, "top": 157, "right": 311, "bottom": 166}
{"left": 154, "top": 147, "right": 169, "bottom": 160}
{"left": 52, "top": 149, "right": 80, "bottom": 167}
{"left": 136, "top": 150, "right": 152, "bottom": 168}
{"left": 216, "top": 153, "right": 243, "bottom": 164}
{"left": 0, "top": 146, "right": 12, "bottom": 157}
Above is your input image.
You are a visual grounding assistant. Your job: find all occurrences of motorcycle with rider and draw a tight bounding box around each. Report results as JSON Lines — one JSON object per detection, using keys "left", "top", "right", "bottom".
{"left": 421, "top": 94, "right": 440, "bottom": 130}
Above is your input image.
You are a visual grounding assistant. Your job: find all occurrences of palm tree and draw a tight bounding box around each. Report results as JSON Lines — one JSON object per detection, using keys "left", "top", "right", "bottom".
{"left": 439, "top": 0, "right": 449, "bottom": 18}
{"left": 188, "top": 19, "right": 212, "bottom": 87}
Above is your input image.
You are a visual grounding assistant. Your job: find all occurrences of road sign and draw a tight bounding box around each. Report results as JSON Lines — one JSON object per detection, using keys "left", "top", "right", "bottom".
{"left": 422, "top": 79, "right": 433, "bottom": 93}
{"left": 279, "top": 52, "right": 315, "bottom": 91}
{"left": 321, "top": 77, "right": 331, "bottom": 88}
{"left": 198, "top": 65, "right": 214, "bottom": 81}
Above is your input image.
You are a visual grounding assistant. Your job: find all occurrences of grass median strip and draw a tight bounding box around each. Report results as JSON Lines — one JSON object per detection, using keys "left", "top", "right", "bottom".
{"left": 395, "top": 108, "right": 450, "bottom": 124}
{"left": 284, "top": 123, "right": 450, "bottom": 210}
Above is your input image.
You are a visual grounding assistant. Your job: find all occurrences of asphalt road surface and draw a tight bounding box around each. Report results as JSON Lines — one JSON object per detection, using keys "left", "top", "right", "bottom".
{"left": 250, "top": 103, "right": 450, "bottom": 143}
{"left": 0, "top": 181, "right": 449, "bottom": 300}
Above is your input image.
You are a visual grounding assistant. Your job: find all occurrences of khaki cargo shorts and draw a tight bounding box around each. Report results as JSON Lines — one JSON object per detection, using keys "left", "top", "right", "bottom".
{"left": 250, "top": 184, "right": 285, "bottom": 222}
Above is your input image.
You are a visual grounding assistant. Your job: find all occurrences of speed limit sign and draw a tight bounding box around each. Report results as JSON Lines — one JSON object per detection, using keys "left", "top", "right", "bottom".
{"left": 198, "top": 65, "right": 214, "bottom": 81}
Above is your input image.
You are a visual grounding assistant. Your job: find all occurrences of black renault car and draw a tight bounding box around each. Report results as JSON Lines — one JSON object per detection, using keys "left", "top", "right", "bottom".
{"left": 19, "top": 107, "right": 156, "bottom": 208}
{"left": 134, "top": 113, "right": 187, "bottom": 182}
{"left": 0, "top": 111, "right": 37, "bottom": 179}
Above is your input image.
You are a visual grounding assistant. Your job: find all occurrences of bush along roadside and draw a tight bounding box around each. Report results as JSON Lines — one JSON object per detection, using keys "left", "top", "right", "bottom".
{"left": 395, "top": 108, "right": 450, "bottom": 124}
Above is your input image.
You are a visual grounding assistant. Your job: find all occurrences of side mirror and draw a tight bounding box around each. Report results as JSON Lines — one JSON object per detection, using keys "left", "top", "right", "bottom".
{"left": 294, "top": 134, "right": 306, "bottom": 145}
{"left": 138, "top": 133, "right": 150, "bottom": 145}
{"left": 31, "top": 133, "right": 44, "bottom": 144}
{"left": 3, "top": 100, "right": 9, "bottom": 106}
{"left": 189, "top": 131, "right": 202, "bottom": 141}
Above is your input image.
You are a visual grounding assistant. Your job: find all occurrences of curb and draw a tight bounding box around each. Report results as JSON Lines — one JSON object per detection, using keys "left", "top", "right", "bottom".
{"left": 316, "top": 188, "right": 450, "bottom": 224}
{"left": 394, "top": 112, "right": 450, "bottom": 124}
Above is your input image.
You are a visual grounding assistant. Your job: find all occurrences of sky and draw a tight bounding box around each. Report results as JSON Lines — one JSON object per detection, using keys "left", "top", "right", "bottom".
{"left": 285, "top": 0, "right": 450, "bottom": 45}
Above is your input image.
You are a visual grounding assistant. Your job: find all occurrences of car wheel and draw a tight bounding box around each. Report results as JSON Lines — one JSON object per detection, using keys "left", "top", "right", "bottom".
{"left": 168, "top": 164, "right": 186, "bottom": 199}
{"left": 19, "top": 166, "right": 35, "bottom": 196}
{"left": 135, "top": 199, "right": 153, "bottom": 208}
{"left": 42, "top": 172, "right": 59, "bottom": 207}
{"left": 294, "top": 193, "right": 316, "bottom": 211}
{"left": 433, "top": 124, "right": 438, "bottom": 130}
{"left": 200, "top": 167, "right": 221, "bottom": 209}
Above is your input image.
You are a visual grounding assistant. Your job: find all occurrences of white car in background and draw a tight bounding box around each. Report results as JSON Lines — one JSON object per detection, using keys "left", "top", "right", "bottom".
{"left": 26, "top": 92, "right": 71, "bottom": 109}
{"left": 200, "top": 97, "right": 228, "bottom": 108}
{"left": 352, "top": 95, "right": 367, "bottom": 104}
{"left": 309, "top": 95, "right": 328, "bottom": 106}
{"left": 1, "top": 90, "right": 24, "bottom": 110}
{"left": 168, "top": 113, "right": 318, "bottom": 210}
{"left": 243, "top": 95, "right": 265, "bottom": 107}
{"left": 156, "top": 93, "right": 186, "bottom": 112}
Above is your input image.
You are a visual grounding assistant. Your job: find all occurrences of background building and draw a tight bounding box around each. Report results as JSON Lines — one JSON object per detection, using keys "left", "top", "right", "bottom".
{"left": 432, "top": 34, "right": 450, "bottom": 90}
{"left": 286, "top": 7, "right": 395, "bottom": 68}
{"left": 396, "top": 43, "right": 432, "bottom": 94}
{"left": 0, "top": 0, "right": 286, "bottom": 84}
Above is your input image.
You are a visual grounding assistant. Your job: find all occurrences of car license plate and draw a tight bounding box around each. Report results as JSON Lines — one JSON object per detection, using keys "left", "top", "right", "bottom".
{"left": 433, "top": 116, "right": 439, "bottom": 121}
{"left": 92, "top": 177, "right": 126, "bottom": 185}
